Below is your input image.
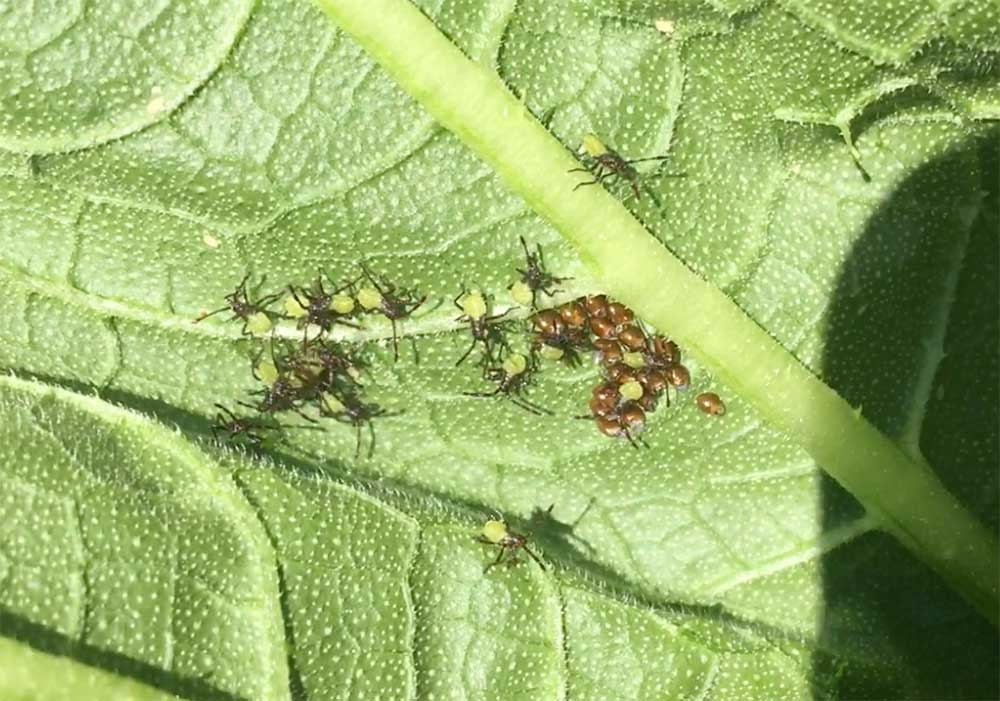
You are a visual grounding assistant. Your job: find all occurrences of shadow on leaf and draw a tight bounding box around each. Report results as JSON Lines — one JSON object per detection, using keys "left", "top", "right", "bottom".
{"left": 817, "top": 128, "right": 999, "bottom": 699}
{"left": 0, "top": 609, "right": 246, "bottom": 701}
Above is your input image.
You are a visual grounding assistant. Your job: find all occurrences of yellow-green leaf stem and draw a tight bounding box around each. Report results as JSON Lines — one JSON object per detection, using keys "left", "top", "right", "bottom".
{"left": 313, "top": 0, "right": 999, "bottom": 624}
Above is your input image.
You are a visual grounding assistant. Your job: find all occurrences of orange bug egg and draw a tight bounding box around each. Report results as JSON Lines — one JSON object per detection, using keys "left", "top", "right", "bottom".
{"left": 696, "top": 392, "right": 726, "bottom": 416}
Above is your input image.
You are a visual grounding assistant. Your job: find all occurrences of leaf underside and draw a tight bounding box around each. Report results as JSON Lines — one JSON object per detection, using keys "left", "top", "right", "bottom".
{"left": 0, "top": 0, "right": 997, "bottom": 700}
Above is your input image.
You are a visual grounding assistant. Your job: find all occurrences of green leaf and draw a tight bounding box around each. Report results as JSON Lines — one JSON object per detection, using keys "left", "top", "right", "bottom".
{"left": 0, "top": 637, "right": 179, "bottom": 701}
{"left": 312, "top": 0, "right": 999, "bottom": 623}
{"left": 0, "top": 0, "right": 997, "bottom": 699}
{"left": 0, "top": 0, "right": 255, "bottom": 154}
{"left": 0, "top": 374, "right": 832, "bottom": 700}
{"left": 0, "top": 375, "right": 289, "bottom": 700}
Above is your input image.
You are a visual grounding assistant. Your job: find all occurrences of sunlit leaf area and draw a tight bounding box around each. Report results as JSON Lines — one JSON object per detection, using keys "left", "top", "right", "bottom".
{"left": 0, "top": 0, "right": 997, "bottom": 699}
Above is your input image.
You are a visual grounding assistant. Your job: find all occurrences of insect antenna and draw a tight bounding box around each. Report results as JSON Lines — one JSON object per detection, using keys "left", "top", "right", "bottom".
{"left": 194, "top": 305, "right": 230, "bottom": 323}
{"left": 389, "top": 318, "right": 399, "bottom": 362}
{"left": 463, "top": 387, "right": 502, "bottom": 399}
{"left": 509, "top": 396, "right": 552, "bottom": 416}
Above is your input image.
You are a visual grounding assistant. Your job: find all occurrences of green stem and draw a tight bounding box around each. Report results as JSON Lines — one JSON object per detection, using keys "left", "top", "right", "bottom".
{"left": 313, "top": 0, "right": 999, "bottom": 624}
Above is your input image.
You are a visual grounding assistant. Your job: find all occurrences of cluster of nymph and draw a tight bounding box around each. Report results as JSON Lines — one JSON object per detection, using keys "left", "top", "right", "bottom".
{"left": 452, "top": 238, "right": 725, "bottom": 447}
{"left": 196, "top": 264, "right": 424, "bottom": 458}
{"left": 450, "top": 237, "right": 568, "bottom": 416}
{"left": 198, "top": 235, "right": 724, "bottom": 456}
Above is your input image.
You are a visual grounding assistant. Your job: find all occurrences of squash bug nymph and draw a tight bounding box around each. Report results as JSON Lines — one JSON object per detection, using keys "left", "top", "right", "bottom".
{"left": 358, "top": 263, "right": 425, "bottom": 362}
{"left": 286, "top": 275, "right": 361, "bottom": 340}
{"left": 512, "top": 236, "right": 570, "bottom": 308}
{"left": 464, "top": 352, "right": 552, "bottom": 416}
{"left": 462, "top": 353, "right": 552, "bottom": 416}
{"left": 195, "top": 273, "right": 281, "bottom": 336}
{"left": 476, "top": 517, "right": 545, "bottom": 572}
{"left": 569, "top": 133, "right": 682, "bottom": 200}
{"left": 454, "top": 288, "right": 511, "bottom": 368}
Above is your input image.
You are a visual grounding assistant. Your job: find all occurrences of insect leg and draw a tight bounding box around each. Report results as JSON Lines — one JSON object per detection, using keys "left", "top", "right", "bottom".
{"left": 463, "top": 388, "right": 503, "bottom": 399}
{"left": 624, "top": 155, "right": 671, "bottom": 164}
{"left": 292, "top": 406, "right": 319, "bottom": 424}
{"left": 366, "top": 420, "right": 376, "bottom": 459}
{"left": 257, "top": 291, "right": 283, "bottom": 307}
{"left": 483, "top": 547, "right": 507, "bottom": 573}
{"left": 574, "top": 162, "right": 611, "bottom": 190}
{"left": 508, "top": 397, "right": 544, "bottom": 416}
{"left": 455, "top": 337, "right": 479, "bottom": 367}
{"left": 237, "top": 400, "right": 261, "bottom": 413}
{"left": 359, "top": 262, "right": 388, "bottom": 295}
{"left": 509, "top": 394, "right": 552, "bottom": 416}
{"left": 287, "top": 284, "right": 307, "bottom": 308}
{"left": 407, "top": 296, "right": 427, "bottom": 314}
{"left": 453, "top": 287, "right": 468, "bottom": 313}
{"left": 215, "top": 404, "right": 238, "bottom": 421}
{"left": 519, "top": 390, "right": 552, "bottom": 415}
{"left": 522, "top": 545, "right": 546, "bottom": 571}
{"left": 354, "top": 422, "right": 363, "bottom": 461}
{"left": 623, "top": 428, "right": 642, "bottom": 450}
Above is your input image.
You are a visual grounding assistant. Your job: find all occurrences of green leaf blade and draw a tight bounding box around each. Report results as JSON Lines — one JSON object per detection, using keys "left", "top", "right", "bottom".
{"left": 0, "top": 0, "right": 997, "bottom": 697}
{"left": 233, "top": 467, "right": 420, "bottom": 701}
{"left": 0, "top": 0, "right": 256, "bottom": 154}
{"left": 0, "top": 637, "right": 182, "bottom": 701}
{"left": 0, "top": 375, "right": 289, "bottom": 701}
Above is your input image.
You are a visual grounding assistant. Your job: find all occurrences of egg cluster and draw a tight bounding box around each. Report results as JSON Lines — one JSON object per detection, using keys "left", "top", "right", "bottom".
{"left": 530, "top": 294, "right": 724, "bottom": 446}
